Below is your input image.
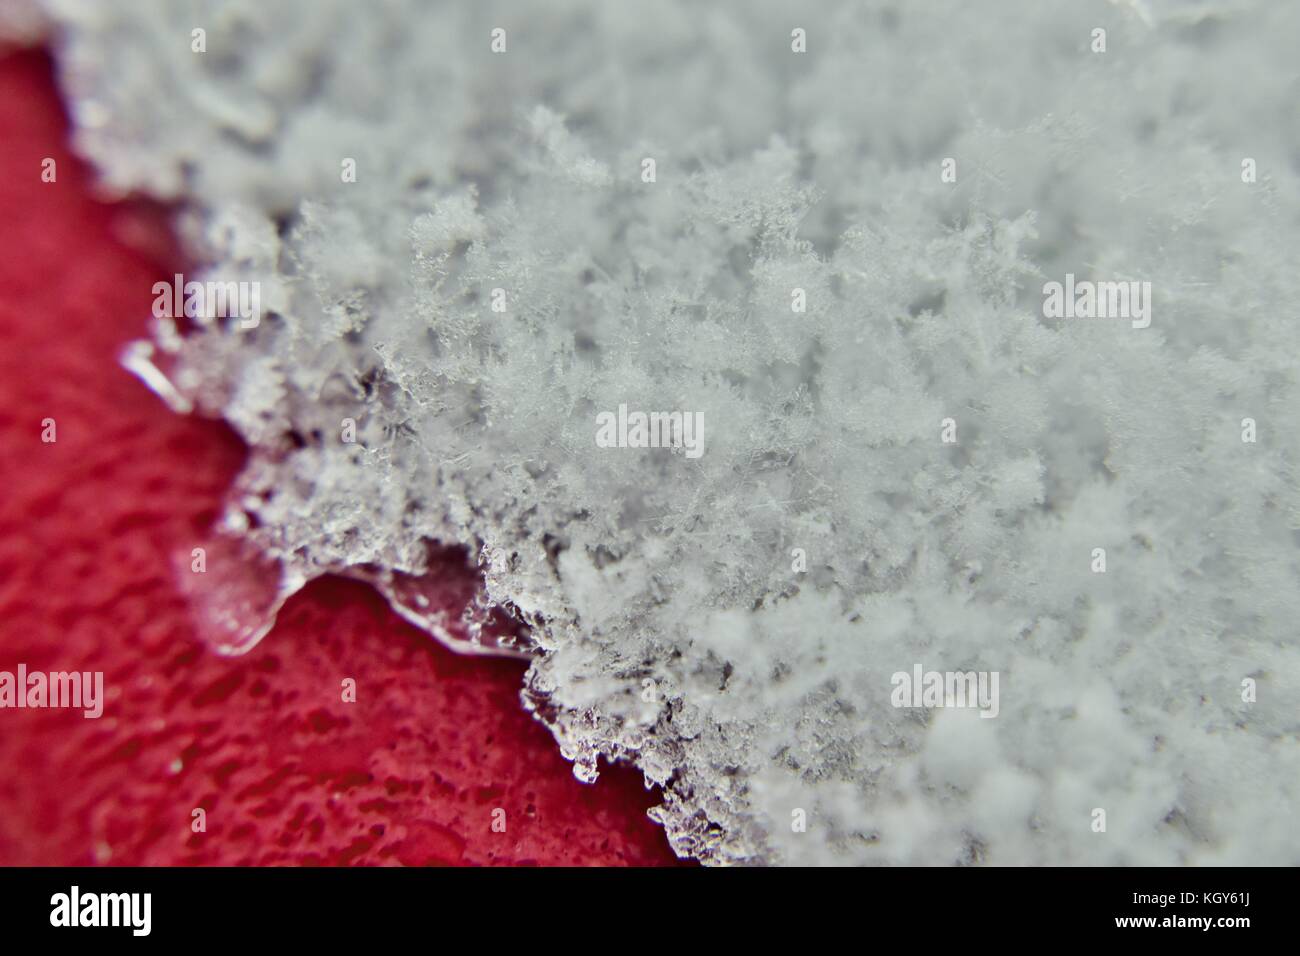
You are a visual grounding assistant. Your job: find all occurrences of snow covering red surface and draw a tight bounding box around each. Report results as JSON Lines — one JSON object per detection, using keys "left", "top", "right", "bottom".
{"left": 0, "top": 49, "right": 677, "bottom": 866}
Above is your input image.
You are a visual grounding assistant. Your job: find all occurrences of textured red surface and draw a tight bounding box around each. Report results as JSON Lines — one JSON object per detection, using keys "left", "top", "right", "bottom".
{"left": 0, "top": 49, "right": 677, "bottom": 866}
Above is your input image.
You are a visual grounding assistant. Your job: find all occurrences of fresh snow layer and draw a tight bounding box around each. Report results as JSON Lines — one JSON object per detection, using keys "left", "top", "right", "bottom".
{"left": 27, "top": 0, "right": 1300, "bottom": 864}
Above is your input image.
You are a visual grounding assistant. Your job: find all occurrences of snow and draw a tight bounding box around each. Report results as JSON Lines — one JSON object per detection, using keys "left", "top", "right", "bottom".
{"left": 22, "top": 0, "right": 1300, "bottom": 864}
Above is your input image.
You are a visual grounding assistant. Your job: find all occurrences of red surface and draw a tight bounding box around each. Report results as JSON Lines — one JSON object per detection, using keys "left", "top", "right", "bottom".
{"left": 0, "top": 49, "right": 677, "bottom": 866}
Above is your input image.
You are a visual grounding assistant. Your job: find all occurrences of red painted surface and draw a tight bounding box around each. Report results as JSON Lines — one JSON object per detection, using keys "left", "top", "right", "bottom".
{"left": 0, "top": 49, "right": 677, "bottom": 867}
